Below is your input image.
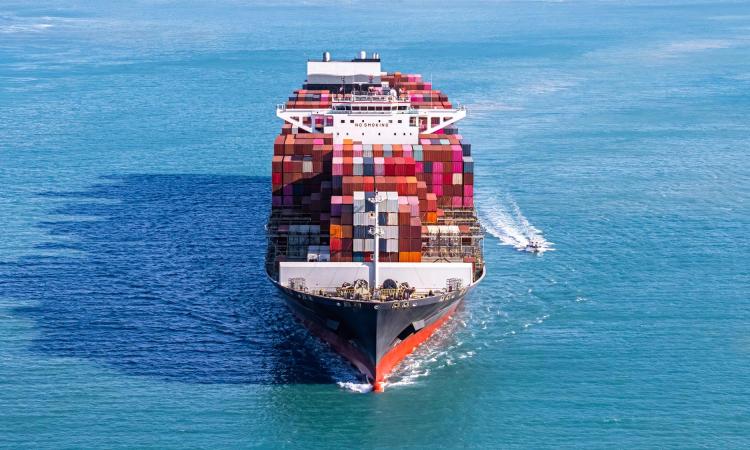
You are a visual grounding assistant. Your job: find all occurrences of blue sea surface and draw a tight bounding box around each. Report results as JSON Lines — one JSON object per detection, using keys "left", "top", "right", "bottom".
{"left": 1, "top": 1, "right": 749, "bottom": 448}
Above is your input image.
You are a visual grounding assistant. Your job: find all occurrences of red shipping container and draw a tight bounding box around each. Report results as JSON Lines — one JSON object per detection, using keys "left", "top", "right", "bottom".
{"left": 385, "top": 158, "right": 396, "bottom": 176}
{"left": 404, "top": 157, "right": 416, "bottom": 176}
{"left": 397, "top": 180, "right": 408, "bottom": 196}
{"left": 394, "top": 157, "right": 405, "bottom": 176}
{"left": 364, "top": 176, "right": 375, "bottom": 192}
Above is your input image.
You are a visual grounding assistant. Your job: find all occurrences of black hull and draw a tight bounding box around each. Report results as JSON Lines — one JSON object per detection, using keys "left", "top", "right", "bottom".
{"left": 269, "top": 269, "right": 484, "bottom": 389}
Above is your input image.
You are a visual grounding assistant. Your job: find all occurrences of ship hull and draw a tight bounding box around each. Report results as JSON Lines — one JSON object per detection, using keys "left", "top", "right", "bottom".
{"left": 270, "top": 270, "right": 483, "bottom": 391}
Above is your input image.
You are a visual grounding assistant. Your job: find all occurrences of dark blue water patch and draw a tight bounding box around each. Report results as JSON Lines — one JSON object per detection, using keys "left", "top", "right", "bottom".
{"left": 0, "top": 174, "right": 350, "bottom": 385}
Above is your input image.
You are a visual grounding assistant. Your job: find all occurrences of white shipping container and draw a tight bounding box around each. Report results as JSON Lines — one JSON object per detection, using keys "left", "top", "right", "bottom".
{"left": 386, "top": 191, "right": 398, "bottom": 212}
{"left": 353, "top": 191, "right": 366, "bottom": 213}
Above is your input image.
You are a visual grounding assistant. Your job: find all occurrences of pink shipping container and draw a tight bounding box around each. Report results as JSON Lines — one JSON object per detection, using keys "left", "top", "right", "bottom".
{"left": 332, "top": 158, "right": 343, "bottom": 175}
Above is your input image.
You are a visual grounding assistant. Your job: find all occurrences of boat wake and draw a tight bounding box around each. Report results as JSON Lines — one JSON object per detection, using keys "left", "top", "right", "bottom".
{"left": 336, "top": 381, "right": 373, "bottom": 393}
{"left": 478, "top": 194, "right": 553, "bottom": 253}
{"left": 384, "top": 314, "right": 471, "bottom": 389}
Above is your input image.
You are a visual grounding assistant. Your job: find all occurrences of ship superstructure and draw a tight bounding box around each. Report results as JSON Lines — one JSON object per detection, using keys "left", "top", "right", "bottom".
{"left": 266, "top": 52, "right": 485, "bottom": 391}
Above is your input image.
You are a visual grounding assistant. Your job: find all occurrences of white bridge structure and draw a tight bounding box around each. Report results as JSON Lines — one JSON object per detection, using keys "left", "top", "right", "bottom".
{"left": 276, "top": 58, "right": 466, "bottom": 144}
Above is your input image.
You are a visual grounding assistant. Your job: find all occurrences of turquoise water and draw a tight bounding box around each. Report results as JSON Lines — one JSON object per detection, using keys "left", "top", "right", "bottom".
{"left": 2, "top": 1, "right": 749, "bottom": 448}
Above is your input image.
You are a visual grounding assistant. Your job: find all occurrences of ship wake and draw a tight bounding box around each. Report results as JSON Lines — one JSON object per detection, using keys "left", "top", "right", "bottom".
{"left": 478, "top": 194, "right": 553, "bottom": 253}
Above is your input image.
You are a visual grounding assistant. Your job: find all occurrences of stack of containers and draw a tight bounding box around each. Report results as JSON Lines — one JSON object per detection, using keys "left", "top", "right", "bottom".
{"left": 286, "top": 89, "right": 332, "bottom": 110}
{"left": 273, "top": 71, "right": 476, "bottom": 264}
{"left": 271, "top": 132, "right": 334, "bottom": 259}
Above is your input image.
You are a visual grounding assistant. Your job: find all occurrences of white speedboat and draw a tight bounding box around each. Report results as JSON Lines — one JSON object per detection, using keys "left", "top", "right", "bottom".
{"left": 524, "top": 238, "right": 544, "bottom": 253}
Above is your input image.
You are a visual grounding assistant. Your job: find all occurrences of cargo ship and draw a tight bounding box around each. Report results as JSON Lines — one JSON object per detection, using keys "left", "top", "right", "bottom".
{"left": 266, "top": 51, "right": 485, "bottom": 392}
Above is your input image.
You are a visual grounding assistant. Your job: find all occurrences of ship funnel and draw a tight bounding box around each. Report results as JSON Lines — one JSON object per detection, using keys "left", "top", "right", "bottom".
{"left": 372, "top": 52, "right": 379, "bottom": 60}
{"left": 359, "top": 50, "right": 367, "bottom": 60}
{"left": 323, "top": 51, "right": 331, "bottom": 62}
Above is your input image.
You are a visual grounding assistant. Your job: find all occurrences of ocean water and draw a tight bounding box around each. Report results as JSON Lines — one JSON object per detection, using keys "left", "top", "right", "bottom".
{"left": 1, "top": 0, "right": 749, "bottom": 448}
